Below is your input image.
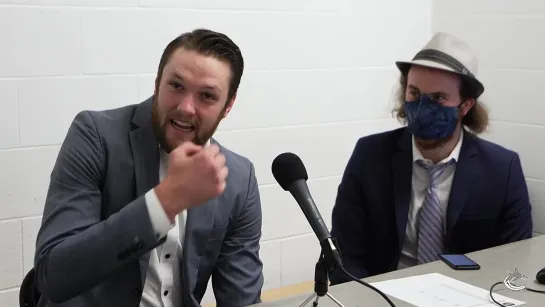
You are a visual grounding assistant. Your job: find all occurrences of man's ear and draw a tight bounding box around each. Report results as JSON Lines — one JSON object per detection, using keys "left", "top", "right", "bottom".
{"left": 222, "top": 94, "right": 237, "bottom": 118}
{"left": 460, "top": 98, "right": 476, "bottom": 116}
{"left": 154, "top": 76, "right": 160, "bottom": 94}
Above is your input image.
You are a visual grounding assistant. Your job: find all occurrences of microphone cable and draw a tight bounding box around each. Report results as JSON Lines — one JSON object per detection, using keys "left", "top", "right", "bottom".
{"left": 489, "top": 276, "right": 545, "bottom": 307}
{"left": 339, "top": 267, "right": 397, "bottom": 307}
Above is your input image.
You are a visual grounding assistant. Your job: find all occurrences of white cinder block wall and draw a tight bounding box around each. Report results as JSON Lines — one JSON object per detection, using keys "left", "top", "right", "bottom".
{"left": 3, "top": 0, "right": 544, "bottom": 305}
{"left": 0, "top": 0, "right": 433, "bottom": 305}
{"left": 433, "top": 0, "right": 545, "bottom": 237}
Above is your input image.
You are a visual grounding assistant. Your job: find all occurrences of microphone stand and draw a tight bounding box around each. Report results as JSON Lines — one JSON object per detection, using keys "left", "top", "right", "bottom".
{"left": 298, "top": 237, "right": 346, "bottom": 307}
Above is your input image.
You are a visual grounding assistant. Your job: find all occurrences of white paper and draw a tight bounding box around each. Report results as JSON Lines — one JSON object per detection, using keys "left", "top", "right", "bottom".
{"left": 370, "top": 273, "right": 526, "bottom": 307}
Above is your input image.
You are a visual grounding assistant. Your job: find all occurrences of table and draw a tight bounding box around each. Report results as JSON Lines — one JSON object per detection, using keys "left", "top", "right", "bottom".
{"left": 252, "top": 235, "right": 545, "bottom": 306}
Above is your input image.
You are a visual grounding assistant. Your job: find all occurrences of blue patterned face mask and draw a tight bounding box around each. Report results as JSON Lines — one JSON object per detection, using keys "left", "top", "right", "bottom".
{"left": 404, "top": 95, "right": 460, "bottom": 140}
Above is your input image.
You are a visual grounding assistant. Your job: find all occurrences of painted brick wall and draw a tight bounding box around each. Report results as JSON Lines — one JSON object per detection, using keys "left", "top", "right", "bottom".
{"left": 0, "top": 0, "right": 431, "bottom": 305}
{"left": 433, "top": 0, "right": 545, "bottom": 237}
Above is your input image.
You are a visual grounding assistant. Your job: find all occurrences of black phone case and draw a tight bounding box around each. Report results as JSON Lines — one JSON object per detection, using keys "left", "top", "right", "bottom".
{"left": 440, "top": 255, "right": 481, "bottom": 270}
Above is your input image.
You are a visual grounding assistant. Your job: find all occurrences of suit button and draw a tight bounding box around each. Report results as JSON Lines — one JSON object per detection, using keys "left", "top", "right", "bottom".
{"left": 133, "top": 288, "right": 141, "bottom": 297}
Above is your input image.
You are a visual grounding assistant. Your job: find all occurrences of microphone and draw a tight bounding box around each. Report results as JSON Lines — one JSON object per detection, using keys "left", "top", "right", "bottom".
{"left": 271, "top": 152, "right": 397, "bottom": 307}
{"left": 271, "top": 152, "right": 343, "bottom": 271}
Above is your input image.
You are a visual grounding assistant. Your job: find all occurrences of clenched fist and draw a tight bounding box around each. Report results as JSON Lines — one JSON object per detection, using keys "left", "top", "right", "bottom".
{"left": 154, "top": 142, "right": 228, "bottom": 221}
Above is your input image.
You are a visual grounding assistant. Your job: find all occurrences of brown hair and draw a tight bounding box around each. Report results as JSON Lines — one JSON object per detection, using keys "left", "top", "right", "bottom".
{"left": 392, "top": 73, "right": 489, "bottom": 134}
{"left": 155, "top": 28, "right": 244, "bottom": 104}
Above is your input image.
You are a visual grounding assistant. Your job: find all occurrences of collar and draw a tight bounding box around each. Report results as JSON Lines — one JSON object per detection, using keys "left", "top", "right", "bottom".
{"left": 412, "top": 131, "right": 463, "bottom": 164}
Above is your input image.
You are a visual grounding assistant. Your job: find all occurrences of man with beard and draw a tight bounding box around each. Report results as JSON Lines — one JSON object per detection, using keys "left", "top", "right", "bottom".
{"left": 33, "top": 29, "right": 264, "bottom": 307}
{"left": 328, "top": 32, "right": 533, "bottom": 285}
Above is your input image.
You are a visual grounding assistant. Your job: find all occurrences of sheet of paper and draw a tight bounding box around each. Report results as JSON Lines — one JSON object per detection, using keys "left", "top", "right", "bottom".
{"left": 369, "top": 273, "right": 526, "bottom": 307}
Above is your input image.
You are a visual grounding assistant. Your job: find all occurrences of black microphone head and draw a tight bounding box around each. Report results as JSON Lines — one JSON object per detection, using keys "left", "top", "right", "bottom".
{"left": 271, "top": 152, "right": 308, "bottom": 191}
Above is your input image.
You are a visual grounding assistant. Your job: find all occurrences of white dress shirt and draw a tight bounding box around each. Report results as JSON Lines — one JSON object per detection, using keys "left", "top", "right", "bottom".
{"left": 397, "top": 133, "right": 463, "bottom": 269}
{"left": 140, "top": 140, "right": 210, "bottom": 307}
{"left": 140, "top": 148, "right": 185, "bottom": 307}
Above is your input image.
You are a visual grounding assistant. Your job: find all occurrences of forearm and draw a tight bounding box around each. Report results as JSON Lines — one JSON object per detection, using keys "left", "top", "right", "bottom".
{"left": 329, "top": 235, "right": 369, "bottom": 285}
{"left": 498, "top": 154, "right": 533, "bottom": 244}
{"left": 212, "top": 236, "right": 264, "bottom": 306}
{"left": 498, "top": 203, "right": 533, "bottom": 243}
{"left": 329, "top": 197, "right": 368, "bottom": 282}
{"left": 329, "top": 138, "right": 369, "bottom": 285}
{"left": 35, "top": 195, "right": 160, "bottom": 302}
{"left": 213, "top": 163, "right": 264, "bottom": 306}
{"left": 329, "top": 194, "right": 368, "bottom": 283}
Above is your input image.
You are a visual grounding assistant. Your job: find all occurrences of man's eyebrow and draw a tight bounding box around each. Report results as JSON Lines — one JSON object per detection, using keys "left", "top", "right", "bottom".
{"left": 407, "top": 85, "right": 449, "bottom": 98}
{"left": 429, "top": 91, "right": 450, "bottom": 98}
{"left": 170, "top": 73, "right": 222, "bottom": 91}
{"left": 407, "top": 85, "right": 420, "bottom": 91}
{"left": 172, "top": 72, "right": 184, "bottom": 81}
{"left": 203, "top": 84, "right": 222, "bottom": 91}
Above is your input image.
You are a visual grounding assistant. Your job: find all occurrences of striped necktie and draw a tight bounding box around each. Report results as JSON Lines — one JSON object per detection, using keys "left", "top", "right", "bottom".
{"left": 416, "top": 158, "right": 455, "bottom": 264}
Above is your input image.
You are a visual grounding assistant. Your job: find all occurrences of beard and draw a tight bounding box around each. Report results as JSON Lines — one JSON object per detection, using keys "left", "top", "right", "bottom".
{"left": 151, "top": 96, "right": 225, "bottom": 153}
{"left": 415, "top": 133, "right": 456, "bottom": 150}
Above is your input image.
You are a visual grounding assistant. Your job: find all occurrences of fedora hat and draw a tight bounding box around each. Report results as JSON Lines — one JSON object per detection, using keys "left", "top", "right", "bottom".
{"left": 395, "top": 32, "right": 485, "bottom": 98}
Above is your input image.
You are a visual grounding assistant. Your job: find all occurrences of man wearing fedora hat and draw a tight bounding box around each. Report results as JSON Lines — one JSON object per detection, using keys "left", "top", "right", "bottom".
{"left": 329, "top": 32, "right": 533, "bottom": 285}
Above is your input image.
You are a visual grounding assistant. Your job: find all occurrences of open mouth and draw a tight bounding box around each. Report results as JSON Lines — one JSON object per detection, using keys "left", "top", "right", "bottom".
{"left": 170, "top": 119, "right": 195, "bottom": 132}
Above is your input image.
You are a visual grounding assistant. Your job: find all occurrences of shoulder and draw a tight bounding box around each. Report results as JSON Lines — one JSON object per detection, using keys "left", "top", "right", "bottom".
{"left": 215, "top": 139, "right": 255, "bottom": 182}
{"left": 351, "top": 126, "right": 407, "bottom": 159}
{"left": 61, "top": 103, "right": 139, "bottom": 150}
{"left": 67, "top": 101, "right": 147, "bottom": 152}
{"left": 74, "top": 103, "right": 140, "bottom": 131}
{"left": 356, "top": 127, "right": 406, "bottom": 147}
{"left": 54, "top": 103, "right": 143, "bottom": 183}
{"left": 467, "top": 132, "right": 520, "bottom": 164}
{"left": 214, "top": 139, "right": 261, "bottom": 219}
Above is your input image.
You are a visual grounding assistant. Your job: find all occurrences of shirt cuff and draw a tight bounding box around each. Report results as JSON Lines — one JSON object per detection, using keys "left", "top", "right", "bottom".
{"left": 145, "top": 188, "right": 174, "bottom": 238}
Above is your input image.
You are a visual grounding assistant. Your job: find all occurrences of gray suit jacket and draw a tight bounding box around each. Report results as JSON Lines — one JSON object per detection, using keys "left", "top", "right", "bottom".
{"left": 34, "top": 97, "right": 264, "bottom": 307}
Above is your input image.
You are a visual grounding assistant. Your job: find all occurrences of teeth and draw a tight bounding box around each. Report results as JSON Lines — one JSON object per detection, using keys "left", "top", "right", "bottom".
{"left": 171, "top": 119, "right": 194, "bottom": 131}
{"left": 173, "top": 120, "right": 192, "bottom": 128}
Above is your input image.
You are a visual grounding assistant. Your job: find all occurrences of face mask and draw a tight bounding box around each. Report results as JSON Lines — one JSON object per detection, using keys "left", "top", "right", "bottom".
{"left": 404, "top": 95, "right": 460, "bottom": 140}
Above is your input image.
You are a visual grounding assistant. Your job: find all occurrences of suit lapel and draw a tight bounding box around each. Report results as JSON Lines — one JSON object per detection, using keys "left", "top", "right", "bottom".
{"left": 129, "top": 127, "right": 160, "bottom": 198}
{"left": 128, "top": 97, "right": 160, "bottom": 287}
{"left": 130, "top": 124, "right": 159, "bottom": 288}
{"left": 129, "top": 97, "right": 160, "bottom": 198}
{"left": 392, "top": 130, "right": 413, "bottom": 253}
{"left": 446, "top": 130, "right": 480, "bottom": 238}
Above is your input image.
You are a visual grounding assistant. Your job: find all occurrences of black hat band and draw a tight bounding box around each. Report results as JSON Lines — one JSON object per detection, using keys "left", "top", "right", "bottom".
{"left": 412, "top": 49, "right": 474, "bottom": 78}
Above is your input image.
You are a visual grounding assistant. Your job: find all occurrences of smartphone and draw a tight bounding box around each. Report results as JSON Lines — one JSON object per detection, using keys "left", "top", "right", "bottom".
{"left": 439, "top": 254, "right": 480, "bottom": 270}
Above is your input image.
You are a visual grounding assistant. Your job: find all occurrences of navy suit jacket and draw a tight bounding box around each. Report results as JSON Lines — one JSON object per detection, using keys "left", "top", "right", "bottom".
{"left": 329, "top": 127, "right": 533, "bottom": 285}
